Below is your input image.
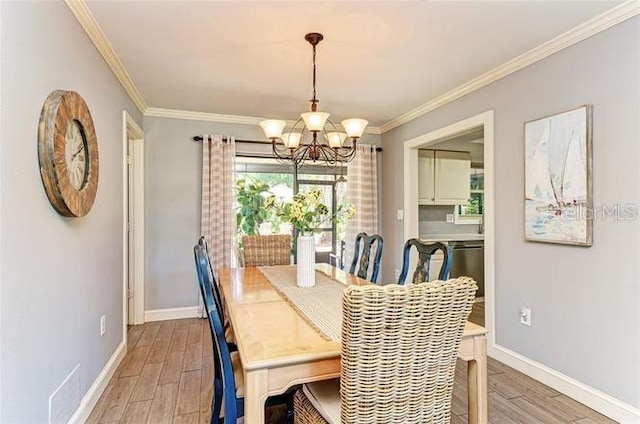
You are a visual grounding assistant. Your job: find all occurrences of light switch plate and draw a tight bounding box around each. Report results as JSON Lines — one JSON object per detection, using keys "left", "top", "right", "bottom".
{"left": 446, "top": 214, "right": 454, "bottom": 223}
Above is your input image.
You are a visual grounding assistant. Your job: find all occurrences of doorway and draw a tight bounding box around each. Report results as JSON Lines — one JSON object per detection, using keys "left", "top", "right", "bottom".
{"left": 123, "top": 111, "right": 145, "bottom": 328}
{"left": 402, "top": 110, "right": 495, "bottom": 347}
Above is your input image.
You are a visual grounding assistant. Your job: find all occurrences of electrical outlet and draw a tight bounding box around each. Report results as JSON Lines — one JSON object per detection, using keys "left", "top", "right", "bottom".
{"left": 520, "top": 306, "right": 531, "bottom": 327}
{"left": 394, "top": 269, "right": 400, "bottom": 280}
{"left": 100, "top": 315, "right": 106, "bottom": 336}
{"left": 446, "top": 214, "right": 454, "bottom": 223}
{"left": 396, "top": 209, "right": 404, "bottom": 220}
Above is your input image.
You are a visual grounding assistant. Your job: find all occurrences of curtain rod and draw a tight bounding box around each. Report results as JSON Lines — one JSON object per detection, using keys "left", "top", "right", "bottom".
{"left": 192, "top": 135, "right": 382, "bottom": 152}
{"left": 192, "top": 136, "right": 269, "bottom": 144}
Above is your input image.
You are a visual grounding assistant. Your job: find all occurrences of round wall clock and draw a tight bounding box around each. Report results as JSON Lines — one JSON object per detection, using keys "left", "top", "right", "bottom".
{"left": 38, "top": 90, "right": 99, "bottom": 217}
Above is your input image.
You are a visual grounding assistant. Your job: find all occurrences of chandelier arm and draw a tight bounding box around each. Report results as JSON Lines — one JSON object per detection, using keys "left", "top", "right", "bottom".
{"left": 315, "top": 145, "right": 333, "bottom": 166}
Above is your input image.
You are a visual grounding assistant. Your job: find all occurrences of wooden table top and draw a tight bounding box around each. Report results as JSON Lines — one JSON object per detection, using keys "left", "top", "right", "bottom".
{"left": 218, "top": 263, "right": 487, "bottom": 371}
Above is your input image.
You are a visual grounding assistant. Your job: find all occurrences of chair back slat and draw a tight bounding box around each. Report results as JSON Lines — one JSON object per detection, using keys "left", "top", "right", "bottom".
{"left": 398, "top": 239, "right": 452, "bottom": 285}
{"left": 349, "top": 232, "right": 384, "bottom": 283}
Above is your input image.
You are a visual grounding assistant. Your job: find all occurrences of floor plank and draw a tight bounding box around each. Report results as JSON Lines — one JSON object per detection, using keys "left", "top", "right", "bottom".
{"left": 118, "top": 345, "right": 151, "bottom": 378}
{"left": 173, "top": 411, "right": 201, "bottom": 424}
{"left": 174, "top": 370, "right": 202, "bottom": 416}
{"left": 93, "top": 376, "right": 138, "bottom": 423}
{"left": 182, "top": 338, "right": 203, "bottom": 372}
{"left": 158, "top": 350, "right": 185, "bottom": 385}
{"left": 136, "top": 322, "right": 161, "bottom": 347}
{"left": 554, "top": 395, "right": 618, "bottom": 423}
{"left": 147, "top": 383, "right": 178, "bottom": 423}
{"left": 90, "top": 317, "right": 618, "bottom": 424}
{"left": 120, "top": 400, "right": 152, "bottom": 424}
{"left": 130, "top": 362, "right": 162, "bottom": 402}
{"left": 487, "top": 391, "right": 547, "bottom": 424}
{"left": 169, "top": 323, "right": 189, "bottom": 353}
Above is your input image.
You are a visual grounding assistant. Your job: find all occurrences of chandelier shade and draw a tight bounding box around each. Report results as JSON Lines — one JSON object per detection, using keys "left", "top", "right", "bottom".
{"left": 259, "top": 32, "right": 368, "bottom": 167}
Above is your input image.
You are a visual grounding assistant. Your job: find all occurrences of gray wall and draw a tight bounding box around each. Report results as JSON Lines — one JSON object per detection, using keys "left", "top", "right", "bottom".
{"left": 144, "top": 116, "right": 381, "bottom": 311}
{"left": 0, "top": 2, "right": 143, "bottom": 422}
{"left": 381, "top": 18, "right": 640, "bottom": 408}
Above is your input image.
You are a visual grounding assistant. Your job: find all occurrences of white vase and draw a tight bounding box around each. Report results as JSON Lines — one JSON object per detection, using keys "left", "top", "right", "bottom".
{"left": 296, "top": 235, "right": 316, "bottom": 287}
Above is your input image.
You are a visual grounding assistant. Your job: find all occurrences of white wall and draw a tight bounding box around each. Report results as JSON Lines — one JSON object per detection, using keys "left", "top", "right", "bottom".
{"left": 144, "top": 115, "right": 381, "bottom": 311}
{"left": 381, "top": 17, "right": 640, "bottom": 412}
{"left": 0, "top": 2, "right": 142, "bottom": 422}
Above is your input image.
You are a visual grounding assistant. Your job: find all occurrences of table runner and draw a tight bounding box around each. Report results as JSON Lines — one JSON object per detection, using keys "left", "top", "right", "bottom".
{"left": 258, "top": 265, "right": 344, "bottom": 341}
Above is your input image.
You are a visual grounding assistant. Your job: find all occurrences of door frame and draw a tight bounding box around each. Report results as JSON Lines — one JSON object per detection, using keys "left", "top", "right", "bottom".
{"left": 402, "top": 110, "right": 495, "bottom": 348}
{"left": 123, "top": 111, "right": 145, "bottom": 328}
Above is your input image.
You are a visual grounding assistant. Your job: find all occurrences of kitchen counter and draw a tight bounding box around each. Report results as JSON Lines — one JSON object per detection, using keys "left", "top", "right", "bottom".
{"left": 418, "top": 233, "right": 484, "bottom": 243}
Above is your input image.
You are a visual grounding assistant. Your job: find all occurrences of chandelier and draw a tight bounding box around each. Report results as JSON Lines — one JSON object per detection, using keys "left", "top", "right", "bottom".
{"left": 259, "top": 33, "right": 368, "bottom": 167}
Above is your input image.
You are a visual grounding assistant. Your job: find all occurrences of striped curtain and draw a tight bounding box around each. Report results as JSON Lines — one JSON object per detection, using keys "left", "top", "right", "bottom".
{"left": 201, "top": 134, "right": 236, "bottom": 268}
{"left": 345, "top": 145, "right": 378, "bottom": 272}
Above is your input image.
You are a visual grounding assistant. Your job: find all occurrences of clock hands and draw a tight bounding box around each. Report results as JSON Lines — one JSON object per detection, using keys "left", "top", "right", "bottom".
{"left": 71, "top": 144, "right": 84, "bottom": 161}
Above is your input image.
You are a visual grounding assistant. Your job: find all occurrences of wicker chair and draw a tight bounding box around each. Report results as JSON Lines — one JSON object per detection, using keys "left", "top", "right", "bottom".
{"left": 398, "top": 238, "right": 452, "bottom": 285}
{"left": 294, "top": 278, "right": 477, "bottom": 424}
{"left": 242, "top": 234, "right": 292, "bottom": 267}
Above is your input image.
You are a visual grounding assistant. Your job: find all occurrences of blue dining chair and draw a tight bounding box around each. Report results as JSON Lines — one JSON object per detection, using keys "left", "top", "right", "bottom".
{"left": 349, "top": 232, "right": 384, "bottom": 283}
{"left": 398, "top": 239, "right": 452, "bottom": 285}
{"left": 194, "top": 244, "right": 294, "bottom": 423}
{"left": 194, "top": 244, "right": 242, "bottom": 423}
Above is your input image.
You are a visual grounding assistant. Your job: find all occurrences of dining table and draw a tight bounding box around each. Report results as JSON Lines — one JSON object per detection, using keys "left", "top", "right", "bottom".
{"left": 218, "top": 263, "right": 488, "bottom": 424}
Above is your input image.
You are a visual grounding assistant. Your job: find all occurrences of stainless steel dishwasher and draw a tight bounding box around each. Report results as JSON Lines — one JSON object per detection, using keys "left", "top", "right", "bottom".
{"left": 449, "top": 240, "right": 484, "bottom": 297}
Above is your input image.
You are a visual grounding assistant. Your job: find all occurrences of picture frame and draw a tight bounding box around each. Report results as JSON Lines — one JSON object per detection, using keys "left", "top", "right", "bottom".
{"left": 524, "top": 105, "right": 592, "bottom": 246}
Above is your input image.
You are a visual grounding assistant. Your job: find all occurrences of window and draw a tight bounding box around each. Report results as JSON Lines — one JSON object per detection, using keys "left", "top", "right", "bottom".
{"left": 455, "top": 167, "right": 483, "bottom": 224}
{"left": 235, "top": 158, "right": 348, "bottom": 261}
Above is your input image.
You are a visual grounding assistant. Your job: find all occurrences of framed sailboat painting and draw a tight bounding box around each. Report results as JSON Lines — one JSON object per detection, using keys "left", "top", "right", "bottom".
{"left": 524, "top": 105, "right": 593, "bottom": 246}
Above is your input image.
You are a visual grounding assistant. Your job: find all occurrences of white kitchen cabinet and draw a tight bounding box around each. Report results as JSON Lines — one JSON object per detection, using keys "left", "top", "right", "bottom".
{"left": 418, "top": 150, "right": 471, "bottom": 205}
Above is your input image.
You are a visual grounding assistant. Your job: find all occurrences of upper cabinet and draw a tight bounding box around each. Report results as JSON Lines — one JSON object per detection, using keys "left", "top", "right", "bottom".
{"left": 418, "top": 150, "right": 471, "bottom": 205}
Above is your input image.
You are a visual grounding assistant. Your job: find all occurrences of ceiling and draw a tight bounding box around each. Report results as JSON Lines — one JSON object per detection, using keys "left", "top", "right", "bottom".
{"left": 86, "top": 1, "right": 623, "bottom": 127}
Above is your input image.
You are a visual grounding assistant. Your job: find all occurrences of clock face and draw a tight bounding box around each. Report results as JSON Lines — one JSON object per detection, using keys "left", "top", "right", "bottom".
{"left": 64, "top": 120, "right": 88, "bottom": 190}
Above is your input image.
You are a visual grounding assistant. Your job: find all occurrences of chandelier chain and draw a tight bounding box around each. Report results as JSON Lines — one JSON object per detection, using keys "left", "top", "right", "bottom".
{"left": 311, "top": 43, "right": 317, "bottom": 111}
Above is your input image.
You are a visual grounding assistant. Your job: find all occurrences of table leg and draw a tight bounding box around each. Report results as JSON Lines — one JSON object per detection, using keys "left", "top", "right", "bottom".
{"left": 244, "top": 369, "right": 268, "bottom": 424}
{"left": 467, "top": 335, "right": 488, "bottom": 424}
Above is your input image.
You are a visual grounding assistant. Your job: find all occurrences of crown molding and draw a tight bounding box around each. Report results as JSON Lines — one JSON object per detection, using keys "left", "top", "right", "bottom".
{"left": 144, "top": 108, "right": 266, "bottom": 125}
{"left": 380, "top": 0, "right": 640, "bottom": 133}
{"left": 65, "top": 0, "right": 147, "bottom": 113}
{"left": 145, "top": 108, "right": 383, "bottom": 135}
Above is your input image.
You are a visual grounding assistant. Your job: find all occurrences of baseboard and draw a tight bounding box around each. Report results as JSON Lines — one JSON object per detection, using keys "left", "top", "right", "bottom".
{"left": 68, "top": 340, "right": 126, "bottom": 424}
{"left": 474, "top": 296, "right": 485, "bottom": 303}
{"left": 144, "top": 306, "right": 200, "bottom": 322}
{"left": 489, "top": 343, "right": 640, "bottom": 423}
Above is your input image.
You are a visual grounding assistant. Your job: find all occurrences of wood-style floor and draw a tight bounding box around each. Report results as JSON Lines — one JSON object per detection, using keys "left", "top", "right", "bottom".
{"left": 88, "top": 304, "right": 615, "bottom": 423}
